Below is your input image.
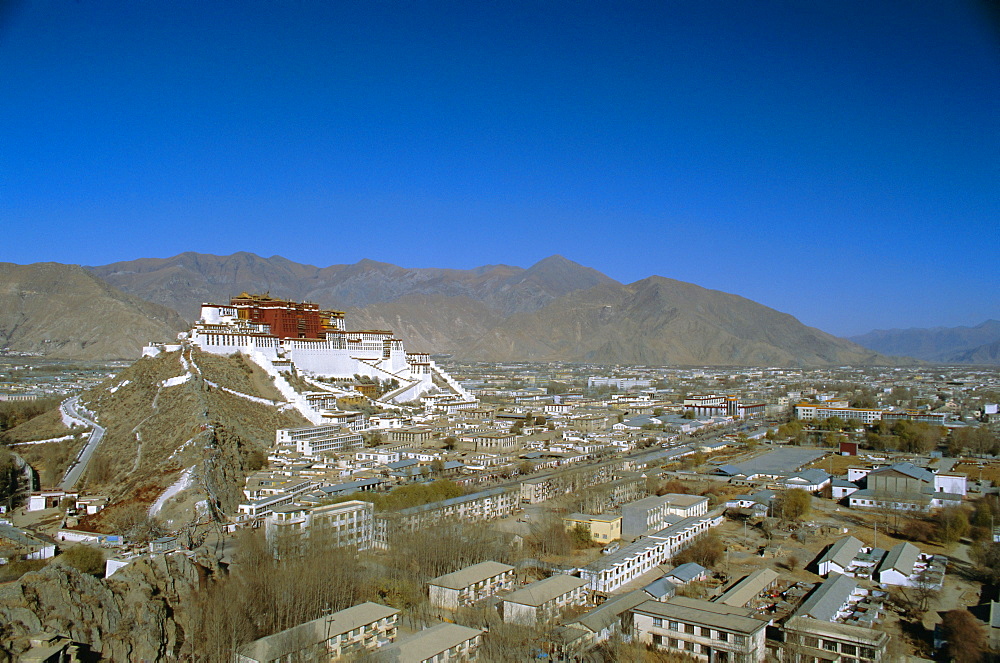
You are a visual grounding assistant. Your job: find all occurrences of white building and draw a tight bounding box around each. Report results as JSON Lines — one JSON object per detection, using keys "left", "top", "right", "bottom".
{"left": 276, "top": 424, "right": 364, "bottom": 456}
{"left": 428, "top": 561, "right": 515, "bottom": 611}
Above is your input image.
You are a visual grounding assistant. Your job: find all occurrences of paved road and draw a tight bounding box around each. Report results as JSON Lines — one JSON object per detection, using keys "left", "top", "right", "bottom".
{"left": 59, "top": 397, "right": 106, "bottom": 490}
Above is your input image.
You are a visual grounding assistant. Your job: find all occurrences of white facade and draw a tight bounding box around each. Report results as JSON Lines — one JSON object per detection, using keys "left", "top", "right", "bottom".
{"left": 183, "top": 303, "right": 441, "bottom": 404}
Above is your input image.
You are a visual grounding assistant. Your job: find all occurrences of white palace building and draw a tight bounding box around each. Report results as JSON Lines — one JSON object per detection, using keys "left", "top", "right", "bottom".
{"left": 147, "top": 293, "right": 467, "bottom": 404}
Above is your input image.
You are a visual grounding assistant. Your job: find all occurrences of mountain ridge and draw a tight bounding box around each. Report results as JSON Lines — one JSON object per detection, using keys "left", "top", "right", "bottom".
{"left": 848, "top": 320, "right": 1000, "bottom": 364}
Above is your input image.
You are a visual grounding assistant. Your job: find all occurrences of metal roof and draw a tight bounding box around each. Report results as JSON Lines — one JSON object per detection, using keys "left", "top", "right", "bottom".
{"left": 429, "top": 561, "right": 514, "bottom": 590}
{"left": 793, "top": 573, "right": 857, "bottom": 622}
{"left": 503, "top": 574, "right": 588, "bottom": 607}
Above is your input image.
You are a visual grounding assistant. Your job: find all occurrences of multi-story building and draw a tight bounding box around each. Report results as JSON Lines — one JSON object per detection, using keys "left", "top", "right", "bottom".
{"left": 374, "top": 487, "right": 519, "bottom": 548}
{"left": 265, "top": 499, "right": 374, "bottom": 557}
{"left": 632, "top": 596, "right": 767, "bottom": 663}
{"left": 502, "top": 575, "right": 589, "bottom": 625}
{"left": 378, "top": 622, "right": 484, "bottom": 663}
{"left": 235, "top": 601, "right": 399, "bottom": 663}
{"left": 580, "top": 515, "right": 717, "bottom": 594}
{"left": 777, "top": 616, "right": 890, "bottom": 663}
{"left": 276, "top": 424, "right": 364, "bottom": 456}
{"left": 795, "top": 403, "right": 950, "bottom": 426}
{"left": 621, "top": 495, "right": 673, "bottom": 539}
{"left": 428, "top": 561, "right": 516, "bottom": 611}
{"left": 685, "top": 395, "right": 766, "bottom": 419}
{"left": 563, "top": 513, "right": 622, "bottom": 543}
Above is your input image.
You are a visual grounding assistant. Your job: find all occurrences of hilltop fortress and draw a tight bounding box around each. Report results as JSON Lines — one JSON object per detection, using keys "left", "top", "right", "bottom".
{"left": 145, "top": 293, "right": 464, "bottom": 404}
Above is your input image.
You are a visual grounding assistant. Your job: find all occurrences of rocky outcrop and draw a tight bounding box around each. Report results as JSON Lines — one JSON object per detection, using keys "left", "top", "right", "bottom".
{"left": 0, "top": 551, "right": 218, "bottom": 661}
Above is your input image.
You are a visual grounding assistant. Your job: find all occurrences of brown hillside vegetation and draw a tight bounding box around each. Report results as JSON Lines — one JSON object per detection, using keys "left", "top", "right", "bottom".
{"left": 77, "top": 348, "right": 307, "bottom": 521}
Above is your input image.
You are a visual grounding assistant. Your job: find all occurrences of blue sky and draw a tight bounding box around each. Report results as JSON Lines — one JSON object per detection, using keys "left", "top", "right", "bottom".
{"left": 1, "top": 1, "right": 997, "bottom": 336}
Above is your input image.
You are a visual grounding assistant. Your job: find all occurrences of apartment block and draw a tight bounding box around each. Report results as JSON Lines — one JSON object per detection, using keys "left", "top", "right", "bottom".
{"left": 777, "top": 616, "right": 890, "bottom": 663}
{"left": 632, "top": 596, "right": 767, "bottom": 663}
{"left": 502, "top": 575, "right": 589, "bottom": 626}
{"left": 235, "top": 601, "right": 399, "bottom": 663}
{"left": 275, "top": 423, "right": 363, "bottom": 456}
{"left": 428, "top": 561, "right": 516, "bottom": 611}
{"left": 265, "top": 499, "right": 374, "bottom": 557}
{"left": 379, "top": 623, "right": 484, "bottom": 663}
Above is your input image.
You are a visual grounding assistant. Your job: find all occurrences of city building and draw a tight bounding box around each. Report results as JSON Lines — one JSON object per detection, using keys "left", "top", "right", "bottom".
{"left": 502, "top": 575, "right": 590, "bottom": 625}
{"left": 264, "top": 499, "right": 374, "bottom": 557}
{"left": 562, "top": 513, "right": 622, "bottom": 543}
{"left": 276, "top": 424, "right": 363, "bottom": 456}
{"left": 777, "top": 616, "right": 890, "bottom": 663}
{"left": 379, "top": 623, "right": 484, "bottom": 663}
{"left": 234, "top": 601, "right": 399, "bottom": 663}
{"left": 632, "top": 596, "right": 768, "bottom": 663}
{"left": 428, "top": 561, "right": 516, "bottom": 611}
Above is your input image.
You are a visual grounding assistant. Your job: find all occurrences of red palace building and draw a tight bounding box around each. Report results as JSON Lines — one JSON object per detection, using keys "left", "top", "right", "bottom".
{"left": 228, "top": 293, "right": 345, "bottom": 340}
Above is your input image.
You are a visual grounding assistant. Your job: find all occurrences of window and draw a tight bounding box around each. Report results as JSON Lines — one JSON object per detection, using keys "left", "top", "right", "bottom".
{"left": 841, "top": 644, "right": 857, "bottom": 656}
{"left": 685, "top": 641, "right": 696, "bottom": 652}
{"left": 823, "top": 640, "right": 838, "bottom": 651}
{"left": 653, "top": 618, "right": 662, "bottom": 628}
{"left": 669, "top": 638, "right": 679, "bottom": 648}
{"left": 685, "top": 624, "right": 695, "bottom": 634}
{"left": 718, "top": 631, "right": 728, "bottom": 642}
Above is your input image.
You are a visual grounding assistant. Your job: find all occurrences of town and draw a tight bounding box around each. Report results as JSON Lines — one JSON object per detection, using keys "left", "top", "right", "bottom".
{"left": 1, "top": 296, "right": 999, "bottom": 661}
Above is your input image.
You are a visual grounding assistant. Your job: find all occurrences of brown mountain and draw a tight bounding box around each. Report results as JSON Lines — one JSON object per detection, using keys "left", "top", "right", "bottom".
{"left": 458, "top": 276, "right": 901, "bottom": 365}
{"left": 88, "top": 252, "right": 617, "bottom": 320}
{"left": 0, "top": 262, "right": 187, "bottom": 360}
{"left": 348, "top": 275, "right": 904, "bottom": 366}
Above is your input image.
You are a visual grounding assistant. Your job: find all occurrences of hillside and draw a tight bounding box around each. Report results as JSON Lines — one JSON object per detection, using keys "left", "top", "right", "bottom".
{"left": 459, "top": 277, "right": 902, "bottom": 366}
{"left": 849, "top": 320, "right": 1000, "bottom": 363}
{"left": 88, "top": 252, "right": 617, "bottom": 320}
{"left": 3, "top": 348, "right": 310, "bottom": 528}
{"left": 0, "top": 262, "right": 187, "bottom": 360}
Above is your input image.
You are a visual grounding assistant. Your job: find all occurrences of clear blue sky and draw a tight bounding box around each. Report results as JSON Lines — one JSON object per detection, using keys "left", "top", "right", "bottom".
{"left": 1, "top": 1, "right": 997, "bottom": 336}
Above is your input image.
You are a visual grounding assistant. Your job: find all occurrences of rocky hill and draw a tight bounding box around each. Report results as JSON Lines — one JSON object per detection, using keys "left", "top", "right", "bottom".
{"left": 3, "top": 348, "right": 310, "bottom": 528}
{"left": 848, "top": 320, "right": 1000, "bottom": 363}
{"left": 0, "top": 262, "right": 187, "bottom": 360}
{"left": 88, "top": 251, "right": 617, "bottom": 320}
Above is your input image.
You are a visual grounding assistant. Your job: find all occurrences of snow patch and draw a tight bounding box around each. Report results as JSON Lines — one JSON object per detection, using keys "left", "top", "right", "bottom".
{"left": 160, "top": 374, "right": 191, "bottom": 388}
{"left": 11, "top": 435, "right": 74, "bottom": 446}
{"left": 204, "top": 379, "right": 282, "bottom": 406}
{"left": 109, "top": 379, "right": 131, "bottom": 394}
{"left": 149, "top": 466, "right": 196, "bottom": 517}
{"left": 168, "top": 438, "right": 196, "bottom": 460}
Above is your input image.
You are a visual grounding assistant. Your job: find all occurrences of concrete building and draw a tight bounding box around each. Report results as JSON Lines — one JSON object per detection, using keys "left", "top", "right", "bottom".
{"left": 632, "top": 596, "right": 768, "bottom": 663}
{"left": 817, "top": 537, "right": 864, "bottom": 577}
{"left": 778, "top": 616, "right": 890, "bottom": 663}
{"left": 562, "top": 513, "right": 622, "bottom": 543}
{"left": 621, "top": 495, "right": 673, "bottom": 539}
{"left": 276, "top": 424, "right": 363, "bottom": 456}
{"left": 428, "top": 561, "right": 515, "bottom": 611}
{"left": 580, "top": 515, "right": 717, "bottom": 594}
{"left": 265, "top": 499, "right": 374, "bottom": 557}
{"left": 235, "top": 601, "right": 399, "bottom": 663}
{"left": 502, "top": 575, "right": 589, "bottom": 625}
{"left": 375, "top": 487, "right": 519, "bottom": 548}
{"left": 716, "top": 569, "right": 780, "bottom": 608}
{"left": 379, "top": 623, "right": 484, "bottom": 663}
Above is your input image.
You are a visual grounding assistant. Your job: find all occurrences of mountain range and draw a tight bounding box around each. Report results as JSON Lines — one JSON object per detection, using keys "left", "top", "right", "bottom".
{"left": 0, "top": 252, "right": 926, "bottom": 365}
{"left": 848, "top": 320, "right": 1000, "bottom": 365}
{"left": 0, "top": 262, "right": 188, "bottom": 359}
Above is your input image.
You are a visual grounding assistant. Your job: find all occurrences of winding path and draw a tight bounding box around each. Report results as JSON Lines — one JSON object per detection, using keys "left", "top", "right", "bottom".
{"left": 59, "top": 396, "right": 106, "bottom": 490}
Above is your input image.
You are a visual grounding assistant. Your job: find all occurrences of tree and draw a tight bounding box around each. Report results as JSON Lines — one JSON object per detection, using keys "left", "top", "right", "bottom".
{"left": 941, "top": 609, "right": 986, "bottom": 663}
{"left": 442, "top": 436, "right": 457, "bottom": 450}
{"left": 59, "top": 545, "right": 105, "bottom": 576}
{"left": 672, "top": 531, "right": 724, "bottom": 568}
{"left": 937, "top": 506, "right": 970, "bottom": 545}
{"left": 773, "top": 489, "right": 811, "bottom": 521}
